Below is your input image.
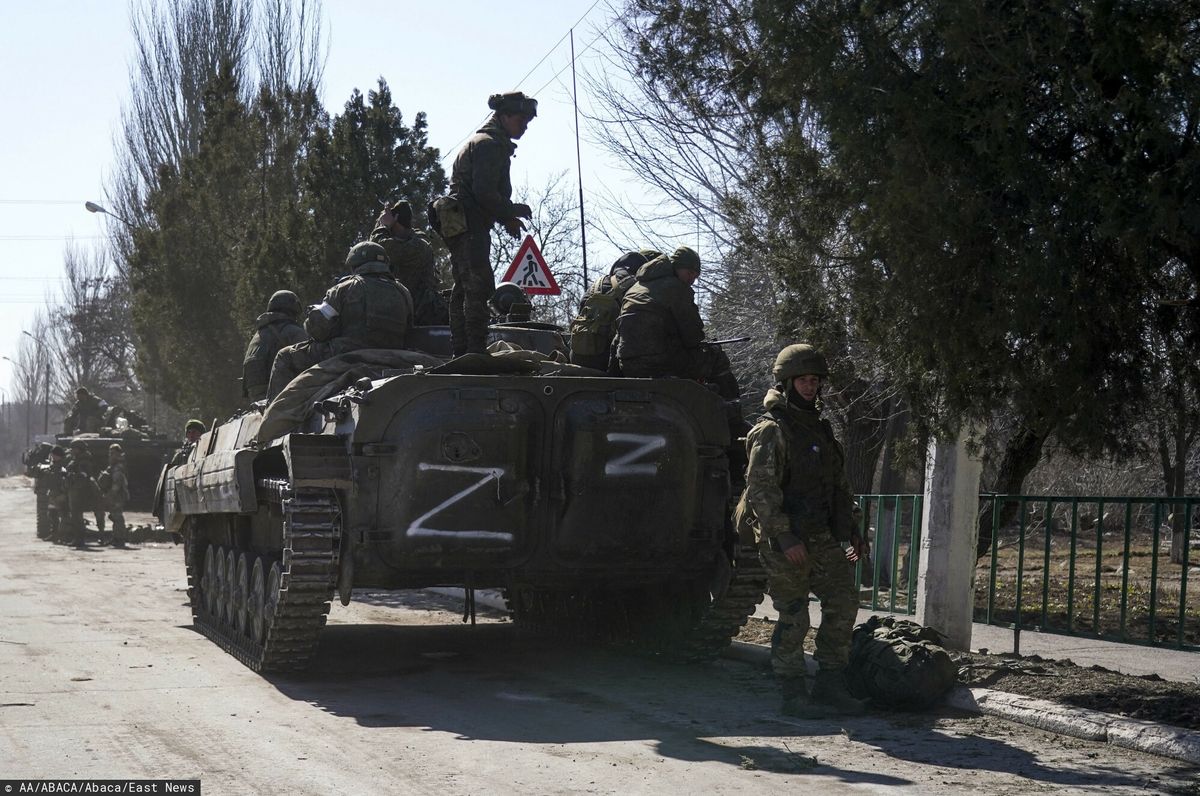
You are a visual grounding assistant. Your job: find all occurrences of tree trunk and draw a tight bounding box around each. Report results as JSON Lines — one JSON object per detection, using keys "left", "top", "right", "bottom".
{"left": 975, "top": 423, "right": 1052, "bottom": 559}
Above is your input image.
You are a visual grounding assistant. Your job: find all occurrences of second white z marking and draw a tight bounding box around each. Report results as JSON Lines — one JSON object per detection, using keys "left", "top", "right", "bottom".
{"left": 604, "top": 432, "right": 666, "bottom": 476}
{"left": 407, "top": 463, "right": 513, "bottom": 541}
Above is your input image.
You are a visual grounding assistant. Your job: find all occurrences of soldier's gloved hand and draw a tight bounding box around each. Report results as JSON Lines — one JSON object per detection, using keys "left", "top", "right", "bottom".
{"left": 512, "top": 202, "right": 532, "bottom": 219}
{"left": 778, "top": 532, "right": 808, "bottom": 567}
{"left": 847, "top": 531, "right": 870, "bottom": 563}
{"left": 502, "top": 217, "right": 526, "bottom": 239}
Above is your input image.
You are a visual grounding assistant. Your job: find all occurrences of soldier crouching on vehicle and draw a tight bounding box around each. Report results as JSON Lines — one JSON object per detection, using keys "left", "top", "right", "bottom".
{"left": 737, "top": 344, "right": 870, "bottom": 717}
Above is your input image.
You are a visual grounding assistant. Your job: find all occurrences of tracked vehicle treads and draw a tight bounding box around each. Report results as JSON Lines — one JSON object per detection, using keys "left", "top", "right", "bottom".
{"left": 159, "top": 330, "right": 765, "bottom": 672}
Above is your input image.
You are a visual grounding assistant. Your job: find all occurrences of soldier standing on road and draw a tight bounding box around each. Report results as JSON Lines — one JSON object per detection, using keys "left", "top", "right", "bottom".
{"left": 738, "top": 344, "right": 870, "bottom": 717}
{"left": 64, "top": 440, "right": 102, "bottom": 548}
{"left": 436, "top": 91, "right": 537, "bottom": 356}
{"left": 267, "top": 242, "right": 413, "bottom": 398}
{"left": 371, "top": 200, "right": 446, "bottom": 326}
{"left": 37, "top": 446, "right": 68, "bottom": 540}
{"left": 242, "top": 290, "right": 307, "bottom": 402}
{"left": 102, "top": 443, "right": 130, "bottom": 548}
{"left": 612, "top": 246, "right": 708, "bottom": 379}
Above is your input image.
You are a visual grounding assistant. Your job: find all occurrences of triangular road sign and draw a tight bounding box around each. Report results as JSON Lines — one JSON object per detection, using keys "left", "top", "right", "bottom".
{"left": 501, "top": 234, "right": 560, "bottom": 295}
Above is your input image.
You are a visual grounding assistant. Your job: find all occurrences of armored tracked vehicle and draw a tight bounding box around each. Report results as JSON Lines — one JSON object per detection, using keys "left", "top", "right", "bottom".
{"left": 159, "top": 331, "right": 764, "bottom": 672}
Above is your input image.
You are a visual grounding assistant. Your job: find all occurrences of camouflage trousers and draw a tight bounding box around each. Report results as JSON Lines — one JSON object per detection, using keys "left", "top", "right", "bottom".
{"left": 446, "top": 224, "right": 495, "bottom": 356}
{"left": 759, "top": 531, "right": 858, "bottom": 679}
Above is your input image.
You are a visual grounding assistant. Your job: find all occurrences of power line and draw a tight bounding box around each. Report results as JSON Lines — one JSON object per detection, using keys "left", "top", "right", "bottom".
{"left": 0, "top": 200, "right": 86, "bottom": 205}
{"left": 0, "top": 235, "right": 105, "bottom": 241}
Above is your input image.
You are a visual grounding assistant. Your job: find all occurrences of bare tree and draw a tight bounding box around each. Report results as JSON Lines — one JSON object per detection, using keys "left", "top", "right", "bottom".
{"left": 255, "top": 0, "right": 324, "bottom": 97}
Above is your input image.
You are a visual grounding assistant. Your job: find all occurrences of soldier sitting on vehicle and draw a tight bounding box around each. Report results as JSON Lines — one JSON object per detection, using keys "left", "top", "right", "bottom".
{"left": 371, "top": 199, "right": 447, "bottom": 326}
{"left": 267, "top": 242, "right": 414, "bottom": 399}
{"left": 242, "top": 290, "right": 307, "bottom": 402}
{"left": 568, "top": 249, "right": 660, "bottom": 371}
{"left": 612, "top": 246, "right": 709, "bottom": 380}
{"left": 64, "top": 387, "right": 105, "bottom": 434}
{"left": 168, "top": 419, "right": 206, "bottom": 468}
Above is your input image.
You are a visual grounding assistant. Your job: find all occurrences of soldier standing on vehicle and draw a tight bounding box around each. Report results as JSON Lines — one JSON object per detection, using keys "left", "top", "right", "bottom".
{"left": 267, "top": 242, "right": 413, "bottom": 398}
{"left": 63, "top": 387, "right": 104, "bottom": 434}
{"left": 568, "top": 249, "right": 660, "bottom": 371}
{"left": 435, "top": 91, "right": 537, "bottom": 356}
{"left": 242, "top": 290, "right": 307, "bottom": 401}
{"left": 612, "top": 246, "right": 708, "bottom": 378}
{"left": 371, "top": 200, "right": 446, "bottom": 326}
{"left": 738, "top": 344, "right": 870, "bottom": 717}
{"left": 102, "top": 443, "right": 130, "bottom": 548}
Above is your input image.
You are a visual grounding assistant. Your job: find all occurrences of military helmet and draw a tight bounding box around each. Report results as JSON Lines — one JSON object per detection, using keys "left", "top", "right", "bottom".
{"left": 185, "top": 419, "right": 206, "bottom": 433}
{"left": 267, "top": 290, "right": 301, "bottom": 316}
{"left": 69, "top": 439, "right": 86, "bottom": 450}
{"left": 75, "top": 386, "right": 90, "bottom": 397}
{"left": 489, "top": 282, "right": 531, "bottom": 317}
{"left": 345, "top": 241, "right": 389, "bottom": 270}
{"left": 387, "top": 199, "right": 413, "bottom": 227}
{"left": 609, "top": 251, "right": 650, "bottom": 277}
{"left": 488, "top": 91, "right": 538, "bottom": 119}
{"left": 109, "top": 443, "right": 124, "bottom": 455}
{"left": 772, "top": 344, "right": 830, "bottom": 382}
{"left": 670, "top": 246, "right": 701, "bottom": 274}
{"left": 50, "top": 445, "right": 65, "bottom": 457}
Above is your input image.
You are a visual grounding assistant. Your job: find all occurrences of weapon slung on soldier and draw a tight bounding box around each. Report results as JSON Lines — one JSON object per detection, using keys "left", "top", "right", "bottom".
{"left": 701, "top": 336, "right": 753, "bottom": 346}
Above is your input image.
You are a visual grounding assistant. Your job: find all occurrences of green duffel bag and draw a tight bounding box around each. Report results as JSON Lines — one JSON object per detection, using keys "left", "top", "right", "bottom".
{"left": 845, "top": 615, "right": 958, "bottom": 710}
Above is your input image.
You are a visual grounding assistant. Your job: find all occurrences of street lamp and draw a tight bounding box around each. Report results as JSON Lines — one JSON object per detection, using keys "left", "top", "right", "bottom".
{"left": 21, "top": 331, "right": 50, "bottom": 435}
{"left": 85, "top": 200, "right": 134, "bottom": 229}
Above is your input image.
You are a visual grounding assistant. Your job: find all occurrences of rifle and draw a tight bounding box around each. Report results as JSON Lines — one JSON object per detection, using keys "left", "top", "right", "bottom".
{"left": 701, "top": 336, "right": 753, "bottom": 346}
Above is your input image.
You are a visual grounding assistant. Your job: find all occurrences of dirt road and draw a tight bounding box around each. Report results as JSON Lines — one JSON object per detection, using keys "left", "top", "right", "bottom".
{"left": 0, "top": 477, "right": 1193, "bottom": 795}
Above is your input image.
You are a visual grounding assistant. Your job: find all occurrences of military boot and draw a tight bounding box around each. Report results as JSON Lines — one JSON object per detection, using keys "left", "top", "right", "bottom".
{"left": 780, "top": 677, "right": 824, "bottom": 718}
{"left": 809, "top": 668, "right": 869, "bottom": 716}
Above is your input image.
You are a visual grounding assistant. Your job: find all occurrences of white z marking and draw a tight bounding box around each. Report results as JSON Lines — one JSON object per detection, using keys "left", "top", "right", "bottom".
{"left": 406, "top": 463, "right": 513, "bottom": 541}
{"left": 604, "top": 433, "right": 666, "bottom": 476}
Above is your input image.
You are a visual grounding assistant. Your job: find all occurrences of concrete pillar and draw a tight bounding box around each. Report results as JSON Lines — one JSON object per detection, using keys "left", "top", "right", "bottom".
{"left": 915, "top": 433, "right": 984, "bottom": 651}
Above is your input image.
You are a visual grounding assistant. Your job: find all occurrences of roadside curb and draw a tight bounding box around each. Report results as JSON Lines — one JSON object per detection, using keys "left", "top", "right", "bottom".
{"left": 724, "top": 640, "right": 1200, "bottom": 767}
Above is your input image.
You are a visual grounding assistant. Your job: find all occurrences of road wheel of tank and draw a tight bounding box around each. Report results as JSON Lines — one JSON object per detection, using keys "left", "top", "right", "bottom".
{"left": 35, "top": 493, "right": 50, "bottom": 539}
{"left": 231, "top": 552, "right": 249, "bottom": 637}
{"left": 216, "top": 546, "right": 232, "bottom": 625}
{"left": 202, "top": 545, "right": 219, "bottom": 617}
{"left": 247, "top": 556, "right": 267, "bottom": 644}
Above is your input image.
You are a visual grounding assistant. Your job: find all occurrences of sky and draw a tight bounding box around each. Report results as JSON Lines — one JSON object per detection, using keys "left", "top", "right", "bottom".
{"left": 0, "top": 0, "right": 640, "bottom": 399}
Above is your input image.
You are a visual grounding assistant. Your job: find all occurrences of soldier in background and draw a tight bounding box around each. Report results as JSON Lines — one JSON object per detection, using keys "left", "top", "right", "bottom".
{"left": 371, "top": 200, "right": 446, "bottom": 325}
{"left": 436, "top": 91, "right": 537, "bottom": 356}
{"left": 64, "top": 387, "right": 104, "bottom": 434}
{"left": 268, "top": 242, "right": 413, "bottom": 398}
{"left": 242, "top": 290, "right": 307, "bottom": 401}
{"left": 169, "top": 419, "right": 206, "bottom": 468}
{"left": 612, "top": 246, "right": 707, "bottom": 379}
{"left": 35, "top": 446, "right": 68, "bottom": 540}
{"left": 568, "top": 249, "right": 660, "bottom": 371}
{"left": 489, "top": 282, "right": 533, "bottom": 324}
{"left": 64, "top": 440, "right": 102, "bottom": 547}
{"left": 102, "top": 443, "right": 130, "bottom": 548}
{"left": 737, "top": 344, "right": 869, "bottom": 718}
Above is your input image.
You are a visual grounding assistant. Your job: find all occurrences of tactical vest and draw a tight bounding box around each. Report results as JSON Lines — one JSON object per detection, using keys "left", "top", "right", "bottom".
{"left": 570, "top": 273, "right": 636, "bottom": 358}
{"left": 341, "top": 274, "right": 411, "bottom": 348}
{"left": 765, "top": 404, "right": 842, "bottom": 539}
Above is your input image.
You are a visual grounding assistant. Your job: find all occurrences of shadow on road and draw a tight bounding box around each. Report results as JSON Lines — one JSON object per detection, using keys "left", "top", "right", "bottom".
{"left": 249, "top": 617, "right": 1180, "bottom": 788}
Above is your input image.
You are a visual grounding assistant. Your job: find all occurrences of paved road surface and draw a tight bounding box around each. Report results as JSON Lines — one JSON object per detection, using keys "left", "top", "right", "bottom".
{"left": 0, "top": 477, "right": 1193, "bottom": 794}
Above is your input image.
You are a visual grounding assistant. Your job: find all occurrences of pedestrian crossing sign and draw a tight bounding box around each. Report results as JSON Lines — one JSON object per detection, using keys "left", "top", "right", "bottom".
{"left": 501, "top": 234, "right": 560, "bottom": 295}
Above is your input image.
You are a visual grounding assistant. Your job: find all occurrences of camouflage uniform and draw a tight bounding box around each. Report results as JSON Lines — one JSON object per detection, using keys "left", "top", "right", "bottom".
{"left": 614, "top": 250, "right": 707, "bottom": 379}
{"left": 242, "top": 292, "right": 307, "bottom": 401}
{"left": 268, "top": 243, "right": 413, "bottom": 398}
{"left": 370, "top": 225, "right": 445, "bottom": 325}
{"left": 101, "top": 445, "right": 130, "bottom": 547}
{"left": 64, "top": 444, "right": 102, "bottom": 546}
{"left": 741, "top": 366, "right": 864, "bottom": 715}
{"left": 568, "top": 250, "right": 657, "bottom": 371}
{"left": 35, "top": 451, "right": 68, "bottom": 540}
{"left": 445, "top": 110, "right": 528, "bottom": 355}
{"left": 64, "top": 389, "right": 104, "bottom": 434}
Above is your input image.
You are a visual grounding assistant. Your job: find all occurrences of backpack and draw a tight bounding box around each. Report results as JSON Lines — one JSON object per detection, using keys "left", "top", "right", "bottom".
{"left": 569, "top": 273, "right": 635, "bottom": 357}
{"left": 845, "top": 615, "right": 958, "bottom": 709}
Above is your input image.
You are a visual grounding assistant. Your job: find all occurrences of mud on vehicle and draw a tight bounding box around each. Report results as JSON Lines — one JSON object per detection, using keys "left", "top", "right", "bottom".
{"left": 159, "top": 324, "right": 764, "bottom": 672}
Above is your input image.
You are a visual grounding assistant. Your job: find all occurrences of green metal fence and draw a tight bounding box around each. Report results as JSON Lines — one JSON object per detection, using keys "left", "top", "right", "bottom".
{"left": 978, "top": 495, "right": 1198, "bottom": 650}
{"left": 854, "top": 494, "right": 923, "bottom": 615}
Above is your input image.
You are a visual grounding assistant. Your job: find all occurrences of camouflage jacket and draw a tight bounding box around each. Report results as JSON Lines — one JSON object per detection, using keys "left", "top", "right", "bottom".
{"left": 369, "top": 226, "right": 439, "bottom": 299}
{"left": 740, "top": 388, "right": 857, "bottom": 544}
{"left": 104, "top": 461, "right": 129, "bottom": 506}
{"left": 448, "top": 116, "right": 518, "bottom": 227}
{"left": 613, "top": 255, "right": 706, "bottom": 378}
{"left": 304, "top": 262, "right": 413, "bottom": 349}
{"left": 64, "top": 395, "right": 104, "bottom": 434}
{"left": 242, "top": 311, "right": 307, "bottom": 399}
